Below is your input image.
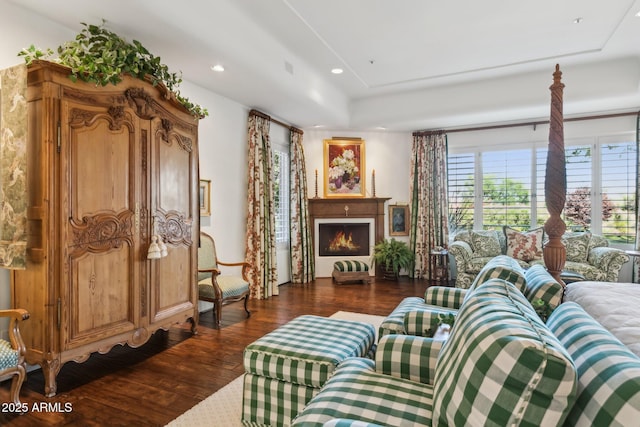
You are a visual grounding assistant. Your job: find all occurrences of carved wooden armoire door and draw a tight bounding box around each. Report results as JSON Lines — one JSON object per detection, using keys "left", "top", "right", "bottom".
{"left": 60, "top": 97, "right": 141, "bottom": 351}
{"left": 147, "top": 115, "right": 198, "bottom": 325}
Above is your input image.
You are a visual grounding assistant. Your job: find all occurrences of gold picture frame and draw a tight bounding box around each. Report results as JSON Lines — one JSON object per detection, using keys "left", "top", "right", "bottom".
{"left": 323, "top": 138, "right": 365, "bottom": 198}
{"left": 199, "top": 179, "right": 211, "bottom": 217}
{"left": 389, "top": 204, "right": 410, "bottom": 236}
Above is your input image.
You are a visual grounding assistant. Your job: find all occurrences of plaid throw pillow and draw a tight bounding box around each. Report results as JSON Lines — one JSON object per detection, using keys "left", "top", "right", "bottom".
{"left": 504, "top": 226, "right": 544, "bottom": 261}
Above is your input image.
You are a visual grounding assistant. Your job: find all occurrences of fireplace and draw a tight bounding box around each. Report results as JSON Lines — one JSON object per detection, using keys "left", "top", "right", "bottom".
{"left": 308, "top": 197, "right": 389, "bottom": 277}
{"left": 318, "top": 223, "right": 370, "bottom": 257}
{"left": 313, "top": 218, "right": 375, "bottom": 276}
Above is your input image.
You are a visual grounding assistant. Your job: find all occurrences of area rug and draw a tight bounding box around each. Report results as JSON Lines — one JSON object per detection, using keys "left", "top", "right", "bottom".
{"left": 165, "top": 311, "right": 385, "bottom": 427}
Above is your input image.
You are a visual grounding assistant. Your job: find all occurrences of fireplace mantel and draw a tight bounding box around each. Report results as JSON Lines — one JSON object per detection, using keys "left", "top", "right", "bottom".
{"left": 308, "top": 197, "right": 390, "bottom": 246}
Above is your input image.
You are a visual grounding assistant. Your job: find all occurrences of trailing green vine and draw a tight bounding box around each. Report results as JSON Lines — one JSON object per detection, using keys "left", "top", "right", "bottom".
{"left": 18, "top": 21, "right": 208, "bottom": 118}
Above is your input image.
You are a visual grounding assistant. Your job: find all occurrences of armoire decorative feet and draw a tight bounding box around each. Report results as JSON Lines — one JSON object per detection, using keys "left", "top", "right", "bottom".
{"left": 11, "top": 61, "right": 200, "bottom": 397}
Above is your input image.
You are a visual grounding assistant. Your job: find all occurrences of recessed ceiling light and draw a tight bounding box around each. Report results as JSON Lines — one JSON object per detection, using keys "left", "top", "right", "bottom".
{"left": 331, "top": 68, "right": 344, "bottom": 74}
{"left": 636, "top": 11, "right": 640, "bottom": 17}
{"left": 573, "top": 17, "right": 583, "bottom": 24}
{"left": 211, "top": 64, "right": 225, "bottom": 72}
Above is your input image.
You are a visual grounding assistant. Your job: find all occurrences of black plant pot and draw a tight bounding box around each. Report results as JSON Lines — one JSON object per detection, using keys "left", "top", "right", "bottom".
{"left": 379, "top": 265, "right": 399, "bottom": 281}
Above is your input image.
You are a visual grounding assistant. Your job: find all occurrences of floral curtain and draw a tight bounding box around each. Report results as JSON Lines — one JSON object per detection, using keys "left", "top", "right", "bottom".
{"left": 409, "top": 132, "right": 449, "bottom": 279}
{"left": 245, "top": 113, "right": 278, "bottom": 298}
{"left": 289, "top": 129, "right": 314, "bottom": 283}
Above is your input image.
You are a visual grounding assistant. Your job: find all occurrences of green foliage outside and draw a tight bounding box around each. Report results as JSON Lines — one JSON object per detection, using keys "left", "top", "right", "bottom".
{"left": 449, "top": 175, "right": 634, "bottom": 243}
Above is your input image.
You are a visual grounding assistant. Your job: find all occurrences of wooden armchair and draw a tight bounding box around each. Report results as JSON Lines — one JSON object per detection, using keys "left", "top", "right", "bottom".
{"left": 197, "top": 232, "right": 251, "bottom": 326}
{"left": 0, "top": 308, "right": 29, "bottom": 407}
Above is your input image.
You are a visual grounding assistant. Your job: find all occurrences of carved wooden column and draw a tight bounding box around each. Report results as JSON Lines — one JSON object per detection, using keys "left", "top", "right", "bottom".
{"left": 543, "top": 64, "right": 567, "bottom": 284}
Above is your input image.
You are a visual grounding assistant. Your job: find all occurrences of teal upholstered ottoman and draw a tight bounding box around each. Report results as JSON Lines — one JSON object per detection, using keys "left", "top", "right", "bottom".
{"left": 332, "top": 260, "right": 371, "bottom": 284}
{"left": 242, "top": 315, "right": 376, "bottom": 426}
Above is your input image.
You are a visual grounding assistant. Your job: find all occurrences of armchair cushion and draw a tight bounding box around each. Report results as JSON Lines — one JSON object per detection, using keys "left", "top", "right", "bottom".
{"left": 291, "top": 358, "right": 434, "bottom": 427}
{"left": 0, "top": 339, "right": 18, "bottom": 370}
{"left": 198, "top": 276, "right": 249, "bottom": 300}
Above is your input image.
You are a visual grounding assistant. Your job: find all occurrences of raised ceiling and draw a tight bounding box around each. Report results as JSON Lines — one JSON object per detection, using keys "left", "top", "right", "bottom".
{"left": 7, "top": 0, "right": 640, "bottom": 130}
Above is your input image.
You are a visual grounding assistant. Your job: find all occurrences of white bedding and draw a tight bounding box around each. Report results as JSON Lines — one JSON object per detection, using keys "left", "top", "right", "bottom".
{"left": 563, "top": 281, "right": 640, "bottom": 358}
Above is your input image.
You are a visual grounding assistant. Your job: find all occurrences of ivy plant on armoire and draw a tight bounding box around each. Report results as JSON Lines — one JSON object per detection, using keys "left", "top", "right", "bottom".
{"left": 11, "top": 61, "right": 200, "bottom": 397}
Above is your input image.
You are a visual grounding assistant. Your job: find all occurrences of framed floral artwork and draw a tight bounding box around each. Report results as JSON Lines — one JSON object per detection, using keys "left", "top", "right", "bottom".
{"left": 199, "top": 179, "right": 211, "bottom": 217}
{"left": 389, "top": 204, "right": 410, "bottom": 236}
{"left": 323, "top": 138, "right": 365, "bottom": 198}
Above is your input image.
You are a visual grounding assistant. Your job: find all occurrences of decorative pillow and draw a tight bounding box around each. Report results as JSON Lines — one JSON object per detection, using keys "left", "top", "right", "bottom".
{"left": 470, "top": 230, "right": 502, "bottom": 258}
{"left": 562, "top": 233, "right": 592, "bottom": 263}
{"left": 504, "top": 226, "right": 544, "bottom": 261}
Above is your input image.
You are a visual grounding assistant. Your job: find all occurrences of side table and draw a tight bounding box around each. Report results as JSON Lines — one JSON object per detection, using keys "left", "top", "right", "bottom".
{"left": 429, "top": 248, "right": 450, "bottom": 286}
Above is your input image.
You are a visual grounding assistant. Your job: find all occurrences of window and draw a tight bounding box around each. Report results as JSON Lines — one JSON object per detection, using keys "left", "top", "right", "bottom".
{"left": 273, "top": 148, "right": 290, "bottom": 244}
{"left": 481, "top": 149, "right": 532, "bottom": 229}
{"left": 600, "top": 141, "right": 637, "bottom": 243}
{"left": 448, "top": 138, "right": 637, "bottom": 244}
{"left": 448, "top": 153, "right": 475, "bottom": 231}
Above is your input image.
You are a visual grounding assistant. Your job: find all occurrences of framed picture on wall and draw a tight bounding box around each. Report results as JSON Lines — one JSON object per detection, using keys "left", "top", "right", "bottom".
{"left": 323, "top": 138, "right": 365, "bottom": 198}
{"left": 389, "top": 204, "right": 410, "bottom": 236}
{"left": 199, "top": 179, "right": 211, "bottom": 217}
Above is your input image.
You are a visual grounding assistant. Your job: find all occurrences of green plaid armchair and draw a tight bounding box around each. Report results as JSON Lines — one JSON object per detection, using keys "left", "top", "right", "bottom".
{"left": 292, "top": 279, "right": 577, "bottom": 426}
{"left": 197, "top": 232, "right": 250, "bottom": 326}
{"left": 0, "top": 308, "right": 29, "bottom": 408}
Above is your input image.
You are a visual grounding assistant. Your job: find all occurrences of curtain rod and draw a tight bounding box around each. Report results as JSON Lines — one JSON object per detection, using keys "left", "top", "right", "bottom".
{"left": 249, "top": 109, "right": 303, "bottom": 135}
{"left": 413, "top": 110, "right": 640, "bottom": 136}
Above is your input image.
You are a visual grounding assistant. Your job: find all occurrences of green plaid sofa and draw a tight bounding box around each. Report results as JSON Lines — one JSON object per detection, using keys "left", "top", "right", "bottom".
{"left": 242, "top": 315, "right": 376, "bottom": 426}
{"left": 379, "top": 256, "right": 563, "bottom": 338}
{"left": 292, "top": 278, "right": 578, "bottom": 426}
{"left": 547, "top": 301, "right": 640, "bottom": 426}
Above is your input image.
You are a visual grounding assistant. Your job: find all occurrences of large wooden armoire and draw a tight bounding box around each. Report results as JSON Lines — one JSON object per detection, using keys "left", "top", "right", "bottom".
{"left": 11, "top": 61, "right": 199, "bottom": 397}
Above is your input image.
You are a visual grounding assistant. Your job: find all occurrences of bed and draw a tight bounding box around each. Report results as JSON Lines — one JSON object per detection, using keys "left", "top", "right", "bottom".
{"left": 563, "top": 281, "right": 640, "bottom": 358}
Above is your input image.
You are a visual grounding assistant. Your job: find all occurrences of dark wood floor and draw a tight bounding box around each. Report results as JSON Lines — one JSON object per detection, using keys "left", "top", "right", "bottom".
{"left": 0, "top": 276, "right": 431, "bottom": 426}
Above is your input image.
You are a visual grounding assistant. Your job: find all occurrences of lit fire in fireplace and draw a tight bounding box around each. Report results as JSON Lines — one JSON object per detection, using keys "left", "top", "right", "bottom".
{"left": 318, "top": 222, "right": 369, "bottom": 257}
{"left": 328, "top": 231, "right": 361, "bottom": 252}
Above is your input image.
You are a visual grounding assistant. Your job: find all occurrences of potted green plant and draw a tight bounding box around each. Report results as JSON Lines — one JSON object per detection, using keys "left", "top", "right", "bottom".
{"left": 18, "top": 21, "right": 207, "bottom": 118}
{"left": 371, "top": 238, "right": 414, "bottom": 280}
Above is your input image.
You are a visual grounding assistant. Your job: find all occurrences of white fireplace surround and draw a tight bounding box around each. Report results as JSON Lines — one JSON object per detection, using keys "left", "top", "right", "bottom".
{"left": 315, "top": 218, "right": 375, "bottom": 278}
